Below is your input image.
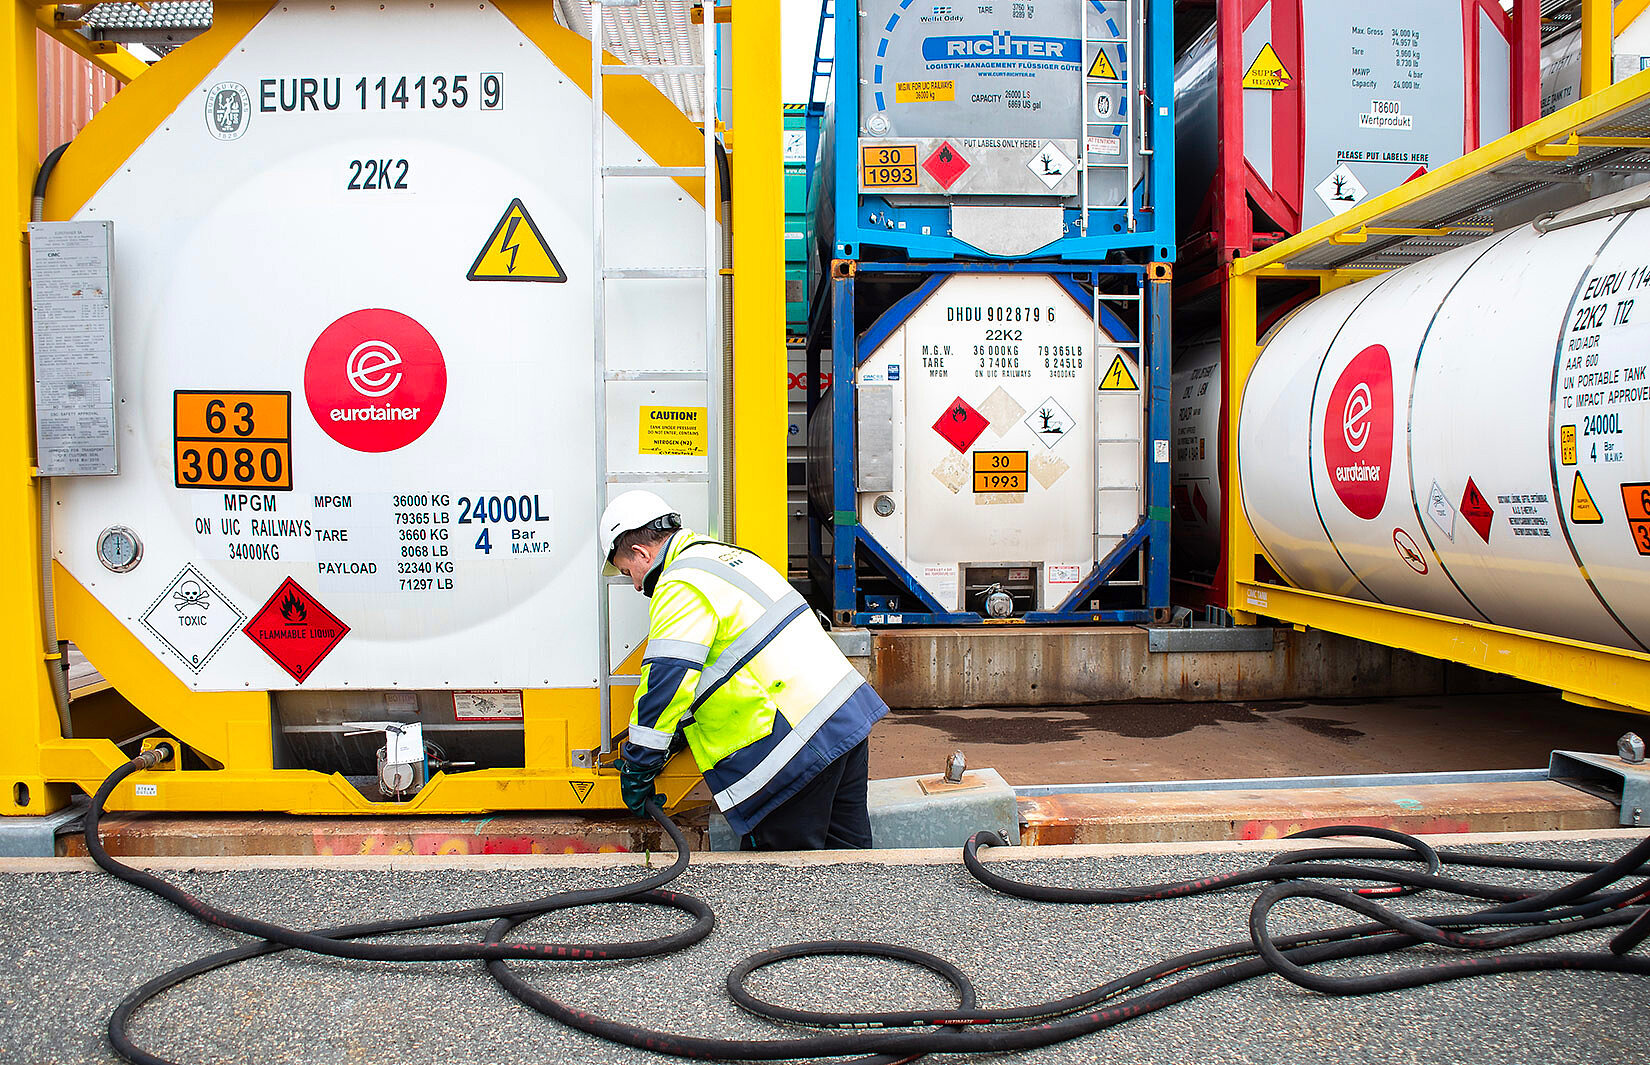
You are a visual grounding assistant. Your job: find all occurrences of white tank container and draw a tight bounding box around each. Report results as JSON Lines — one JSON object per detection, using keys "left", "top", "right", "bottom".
{"left": 1238, "top": 185, "right": 1650, "bottom": 653}
{"left": 847, "top": 273, "right": 1142, "bottom": 612}
{"left": 47, "top": 0, "right": 715, "bottom": 691}
{"left": 1170, "top": 340, "right": 1222, "bottom": 572}
{"left": 1541, "top": 9, "right": 1650, "bottom": 116}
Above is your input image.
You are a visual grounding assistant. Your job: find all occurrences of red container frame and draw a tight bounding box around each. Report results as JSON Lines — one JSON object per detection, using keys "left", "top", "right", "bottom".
{"left": 1180, "top": 0, "right": 1543, "bottom": 285}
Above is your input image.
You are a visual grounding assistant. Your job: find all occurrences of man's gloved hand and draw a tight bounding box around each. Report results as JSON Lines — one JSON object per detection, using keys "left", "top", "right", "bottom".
{"left": 619, "top": 760, "right": 662, "bottom": 817}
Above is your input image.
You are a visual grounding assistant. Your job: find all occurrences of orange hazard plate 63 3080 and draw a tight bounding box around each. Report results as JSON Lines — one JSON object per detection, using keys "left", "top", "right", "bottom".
{"left": 173, "top": 390, "right": 293, "bottom": 491}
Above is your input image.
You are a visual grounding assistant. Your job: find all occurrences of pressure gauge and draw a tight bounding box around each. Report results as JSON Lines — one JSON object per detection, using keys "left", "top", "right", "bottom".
{"left": 96, "top": 526, "right": 143, "bottom": 573}
{"left": 865, "top": 111, "right": 890, "bottom": 136}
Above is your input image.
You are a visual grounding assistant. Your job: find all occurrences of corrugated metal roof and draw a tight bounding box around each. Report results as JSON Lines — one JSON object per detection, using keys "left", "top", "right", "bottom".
{"left": 67, "top": 2, "right": 710, "bottom": 119}
{"left": 80, "top": 2, "right": 212, "bottom": 31}
{"left": 554, "top": 0, "right": 709, "bottom": 123}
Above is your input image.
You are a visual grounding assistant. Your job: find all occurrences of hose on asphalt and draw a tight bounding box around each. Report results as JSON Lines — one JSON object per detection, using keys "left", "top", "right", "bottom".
{"left": 88, "top": 747, "right": 1650, "bottom": 1064}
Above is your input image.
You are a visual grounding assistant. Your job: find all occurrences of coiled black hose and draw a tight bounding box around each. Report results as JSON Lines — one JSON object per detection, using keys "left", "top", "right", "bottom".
{"left": 88, "top": 747, "right": 1650, "bottom": 1064}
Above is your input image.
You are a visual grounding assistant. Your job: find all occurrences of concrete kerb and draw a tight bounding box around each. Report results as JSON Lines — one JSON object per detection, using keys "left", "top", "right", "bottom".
{"left": 7, "top": 826, "right": 1644, "bottom": 875}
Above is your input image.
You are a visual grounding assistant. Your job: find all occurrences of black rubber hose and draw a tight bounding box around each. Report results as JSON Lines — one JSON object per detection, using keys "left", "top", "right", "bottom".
{"left": 90, "top": 750, "right": 1650, "bottom": 1065}
{"left": 87, "top": 750, "right": 703, "bottom": 964}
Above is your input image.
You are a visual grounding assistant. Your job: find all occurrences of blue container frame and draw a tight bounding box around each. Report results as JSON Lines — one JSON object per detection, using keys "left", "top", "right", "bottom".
{"left": 805, "top": 261, "right": 1172, "bottom": 626}
{"left": 814, "top": 0, "right": 1176, "bottom": 263}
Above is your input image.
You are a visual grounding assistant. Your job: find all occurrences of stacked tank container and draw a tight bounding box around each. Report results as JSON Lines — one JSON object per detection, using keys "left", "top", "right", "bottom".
{"left": 1168, "top": 0, "right": 1543, "bottom": 607}
{"left": 803, "top": 0, "right": 1174, "bottom": 625}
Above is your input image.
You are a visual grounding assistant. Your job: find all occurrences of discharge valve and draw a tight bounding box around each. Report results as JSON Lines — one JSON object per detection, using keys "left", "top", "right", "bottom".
{"left": 345, "top": 721, "right": 427, "bottom": 800}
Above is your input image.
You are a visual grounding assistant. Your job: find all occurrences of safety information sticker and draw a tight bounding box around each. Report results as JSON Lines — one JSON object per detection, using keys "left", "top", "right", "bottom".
{"left": 638, "top": 406, "right": 708, "bottom": 456}
{"left": 453, "top": 690, "right": 524, "bottom": 721}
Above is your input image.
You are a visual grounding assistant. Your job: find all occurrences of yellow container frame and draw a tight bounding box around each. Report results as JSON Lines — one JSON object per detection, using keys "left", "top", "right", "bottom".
{"left": 2, "top": 0, "right": 786, "bottom": 816}
{"left": 1226, "top": 40, "right": 1650, "bottom": 717}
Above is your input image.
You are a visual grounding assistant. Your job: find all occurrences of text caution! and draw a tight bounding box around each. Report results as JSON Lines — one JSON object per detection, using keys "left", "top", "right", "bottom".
{"left": 638, "top": 406, "right": 708, "bottom": 456}
{"left": 468, "top": 199, "right": 566, "bottom": 282}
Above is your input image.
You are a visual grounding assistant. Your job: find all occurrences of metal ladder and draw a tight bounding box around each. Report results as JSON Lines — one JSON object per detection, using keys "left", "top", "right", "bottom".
{"left": 806, "top": 0, "right": 835, "bottom": 114}
{"left": 1079, "top": 0, "right": 1145, "bottom": 235}
{"left": 1090, "top": 276, "right": 1148, "bottom": 589}
{"left": 588, "top": 0, "right": 723, "bottom": 763}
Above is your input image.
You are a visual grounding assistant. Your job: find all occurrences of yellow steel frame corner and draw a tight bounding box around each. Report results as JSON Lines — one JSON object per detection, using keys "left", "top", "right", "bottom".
{"left": 2, "top": 0, "right": 781, "bottom": 815}
{"left": 1223, "top": 85, "right": 1650, "bottom": 715}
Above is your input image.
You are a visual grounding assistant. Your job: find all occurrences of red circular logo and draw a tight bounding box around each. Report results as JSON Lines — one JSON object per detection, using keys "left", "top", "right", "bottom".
{"left": 305, "top": 309, "right": 446, "bottom": 453}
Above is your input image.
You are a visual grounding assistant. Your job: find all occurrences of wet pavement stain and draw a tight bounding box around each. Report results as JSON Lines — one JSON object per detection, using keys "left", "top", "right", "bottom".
{"left": 887, "top": 701, "right": 1298, "bottom": 743}
{"left": 1286, "top": 716, "right": 1366, "bottom": 741}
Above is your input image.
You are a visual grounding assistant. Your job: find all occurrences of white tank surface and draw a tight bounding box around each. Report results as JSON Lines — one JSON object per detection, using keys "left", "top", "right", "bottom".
{"left": 848, "top": 273, "right": 1142, "bottom": 613}
{"left": 1171, "top": 340, "right": 1221, "bottom": 572}
{"left": 1239, "top": 185, "right": 1650, "bottom": 654}
{"left": 1174, "top": 1, "right": 1518, "bottom": 236}
{"left": 45, "top": 0, "right": 715, "bottom": 692}
{"left": 1541, "top": 7, "right": 1650, "bottom": 116}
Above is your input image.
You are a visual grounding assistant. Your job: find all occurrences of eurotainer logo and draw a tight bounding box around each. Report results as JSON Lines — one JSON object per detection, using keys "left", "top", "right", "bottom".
{"left": 1323, "top": 344, "right": 1394, "bottom": 520}
{"left": 304, "top": 309, "right": 447, "bottom": 452}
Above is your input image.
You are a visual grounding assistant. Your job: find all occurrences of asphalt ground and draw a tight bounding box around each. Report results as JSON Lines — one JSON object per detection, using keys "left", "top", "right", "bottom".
{"left": 2, "top": 833, "right": 1647, "bottom": 1065}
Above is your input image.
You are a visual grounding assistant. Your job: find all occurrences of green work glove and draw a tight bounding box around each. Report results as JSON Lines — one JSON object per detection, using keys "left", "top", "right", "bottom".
{"left": 619, "top": 760, "right": 662, "bottom": 817}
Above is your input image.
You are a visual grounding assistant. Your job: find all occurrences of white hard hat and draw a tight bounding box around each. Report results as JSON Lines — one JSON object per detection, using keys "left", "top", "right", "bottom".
{"left": 599, "top": 490, "right": 679, "bottom": 574}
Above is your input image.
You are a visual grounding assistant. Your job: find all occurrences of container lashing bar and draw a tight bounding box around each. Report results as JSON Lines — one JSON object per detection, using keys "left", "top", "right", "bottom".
{"left": 590, "top": 0, "right": 722, "bottom": 757}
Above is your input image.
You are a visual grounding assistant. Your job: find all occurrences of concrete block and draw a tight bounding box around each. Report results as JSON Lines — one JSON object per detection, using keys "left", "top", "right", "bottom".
{"left": 1146, "top": 626, "right": 1274, "bottom": 653}
{"left": 0, "top": 802, "right": 85, "bottom": 858}
{"left": 829, "top": 628, "right": 871, "bottom": 657}
{"left": 709, "top": 768, "right": 1020, "bottom": 851}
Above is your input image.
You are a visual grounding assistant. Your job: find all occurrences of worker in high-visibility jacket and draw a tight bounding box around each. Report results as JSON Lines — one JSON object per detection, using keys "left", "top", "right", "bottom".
{"left": 600, "top": 490, "right": 888, "bottom": 849}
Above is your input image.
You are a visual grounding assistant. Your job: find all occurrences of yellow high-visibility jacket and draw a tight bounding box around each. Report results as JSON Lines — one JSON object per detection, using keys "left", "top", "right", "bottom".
{"left": 620, "top": 532, "right": 887, "bottom": 833}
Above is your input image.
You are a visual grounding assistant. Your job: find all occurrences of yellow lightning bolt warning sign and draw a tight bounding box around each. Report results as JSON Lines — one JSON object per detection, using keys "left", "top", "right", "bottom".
{"left": 1100, "top": 354, "right": 1139, "bottom": 391}
{"left": 468, "top": 198, "right": 566, "bottom": 282}
{"left": 1087, "top": 50, "right": 1119, "bottom": 81}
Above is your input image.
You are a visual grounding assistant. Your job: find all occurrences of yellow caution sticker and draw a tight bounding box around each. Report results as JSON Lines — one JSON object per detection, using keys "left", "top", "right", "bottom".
{"left": 1087, "top": 51, "right": 1120, "bottom": 81}
{"left": 1242, "top": 43, "right": 1293, "bottom": 90}
{"left": 895, "top": 79, "right": 954, "bottom": 103}
{"left": 468, "top": 198, "right": 566, "bottom": 282}
{"left": 1571, "top": 471, "right": 1604, "bottom": 524}
{"left": 1560, "top": 424, "right": 1577, "bottom": 466}
{"left": 569, "top": 780, "right": 594, "bottom": 804}
{"left": 1100, "top": 354, "right": 1139, "bottom": 392}
{"left": 639, "top": 406, "right": 708, "bottom": 456}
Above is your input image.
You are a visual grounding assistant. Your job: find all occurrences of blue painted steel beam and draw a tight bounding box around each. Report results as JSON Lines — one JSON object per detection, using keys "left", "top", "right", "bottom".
{"left": 830, "top": 270, "right": 858, "bottom": 621}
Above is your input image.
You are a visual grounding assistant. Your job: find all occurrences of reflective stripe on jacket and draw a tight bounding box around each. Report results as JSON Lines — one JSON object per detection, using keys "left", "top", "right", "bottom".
{"left": 620, "top": 532, "right": 887, "bottom": 834}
